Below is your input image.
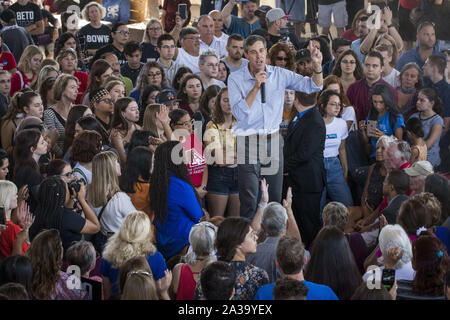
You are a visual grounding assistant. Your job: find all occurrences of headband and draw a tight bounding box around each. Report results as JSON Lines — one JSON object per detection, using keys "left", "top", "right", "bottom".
{"left": 90, "top": 88, "right": 109, "bottom": 104}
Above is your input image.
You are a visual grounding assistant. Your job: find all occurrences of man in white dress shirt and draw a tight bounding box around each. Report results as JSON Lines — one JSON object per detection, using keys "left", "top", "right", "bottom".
{"left": 198, "top": 15, "right": 227, "bottom": 59}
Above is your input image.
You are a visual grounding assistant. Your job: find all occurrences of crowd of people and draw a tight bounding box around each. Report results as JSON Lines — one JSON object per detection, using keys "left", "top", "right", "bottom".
{"left": 0, "top": 0, "right": 449, "bottom": 301}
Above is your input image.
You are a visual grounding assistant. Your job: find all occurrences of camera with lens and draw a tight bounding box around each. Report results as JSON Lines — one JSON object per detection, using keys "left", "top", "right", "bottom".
{"left": 68, "top": 179, "right": 84, "bottom": 194}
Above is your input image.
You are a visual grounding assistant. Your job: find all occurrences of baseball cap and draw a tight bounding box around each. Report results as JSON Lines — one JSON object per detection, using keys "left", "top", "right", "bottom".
{"left": 156, "top": 89, "right": 180, "bottom": 105}
{"left": 266, "top": 8, "right": 292, "bottom": 23}
{"left": 296, "top": 48, "right": 311, "bottom": 62}
{"left": 255, "top": 5, "right": 272, "bottom": 17}
{"left": 404, "top": 161, "right": 434, "bottom": 177}
{"left": 0, "top": 9, "right": 16, "bottom": 24}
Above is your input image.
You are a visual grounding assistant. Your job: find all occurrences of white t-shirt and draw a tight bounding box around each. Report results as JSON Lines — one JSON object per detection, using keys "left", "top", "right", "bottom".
{"left": 175, "top": 47, "right": 200, "bottom": 74}
{"left": 73, "top": 162, "right": 92, "bottom": 185}
{"left": 341, "top": 106, "right": 357, "bottom": 131}
{"left": 324, "top": 117, "right": 348, "bottom": 158}
{"left": 200, "top": 36, "right": 228, "bottom": 58}
{"left": 92, "top": 191, "right": 136, "bottom": 235}
{"left": 383, "top": 68, "right": 400, "bottom": 89}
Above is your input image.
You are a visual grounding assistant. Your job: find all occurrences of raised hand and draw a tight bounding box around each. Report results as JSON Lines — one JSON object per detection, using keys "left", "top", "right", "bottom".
{"left": 282, "top": 187, "right": 292, "bottom": 210}
{"left": 156, "top": 105, "right": 170, "bottom": 126}
{"left": 156, "top": 269, "right": 173, "bottom": 297}
{"left": 17, "top": 201, "right": 31, "bottom": 229}
{"left": 17, "top": 185, "right": 29, "bottom": 203}
{"left": 308, "top": 41, "right": 323, "bottom": 70}
{"left": 260, "top": 178, "right": 269, "bottom": 206}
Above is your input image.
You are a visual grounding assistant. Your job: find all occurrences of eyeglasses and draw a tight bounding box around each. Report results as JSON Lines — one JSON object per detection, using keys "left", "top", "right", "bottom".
{"left": 58, "top": 171, "right": 74, "bottom": 178}
{"left": 176, "top": 119, "right": 194, "bottom": 127}
{"left": 148, "top": 72, "right": 162, "bottom": 77}
{"left": 116, "top": 30, "right": 130, "bottom": 35}
{"left": 276, "top": 56, "right": 289, "bottom": 62}
{"left": 342, "top": 59, "right": 356, "bottom": 64}
{"left": 147, "top": 27, "right": 162, "bottom": 32}
{"left": 99, "top": 98, "right": 113, "bottom": 104}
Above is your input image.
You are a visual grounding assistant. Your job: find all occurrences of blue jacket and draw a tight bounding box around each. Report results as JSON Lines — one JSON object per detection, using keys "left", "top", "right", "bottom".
{"left": 102, "top": 0, "right": 130, "bottom": 24}
{"left": 153, "top": 175, "right": 203, "bottom": 259}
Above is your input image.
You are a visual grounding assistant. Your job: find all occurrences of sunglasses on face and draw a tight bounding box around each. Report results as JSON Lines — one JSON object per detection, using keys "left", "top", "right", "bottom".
{"left": 276, "top": 56, "right": 289, "bottom": 61}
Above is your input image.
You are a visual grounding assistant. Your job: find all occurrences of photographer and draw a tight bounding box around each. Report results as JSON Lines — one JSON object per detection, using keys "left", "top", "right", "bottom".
{"left": 252, "top": 8, "right": 303, "bottom": 51}
{"left": 29, "top": 176, "right": 100, "bottom": 254}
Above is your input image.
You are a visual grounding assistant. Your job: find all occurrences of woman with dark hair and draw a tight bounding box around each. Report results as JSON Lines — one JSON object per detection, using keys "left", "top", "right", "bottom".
{"left": 425, "top": 174, "right": 450, "bottom": 227}
{"left": 110, "top": 97, "right": 141, "bottom": 165}
{"left": 130, "top": 62, "right": 169, "bottom": 108}
{"left": 217, "top": 61, "right": 230, "bottom": 85}
{"left": 323, "top": 75, "right": 356, "bottom": 131}
{"left": 149, "top": 140, "right": 204, "bottom": 259}
{"left": 63, "top": 105, "right": 93, "bottom": 155}
{"left": 204, "top": 87, "right": 239, "bottom": 218}
{"left": 120, "top": 146, "right": 153, "bottom": 221}
{"left": 54, "top": 32, "right": 87, "bottom": 72}
{"left": 26, "top": 229, "right": 88, "bottom": 300}
{"left": 177, "top": 74, "right": 203, "bottom": 117}
{"left": 0, "top": 255, "right": 33, "bottom": 299}
{"left": 18, "top": 91, "right": 43, "bottom": 120}
{"left": 169, "top": 108, "right": 207, "bottom": 196}
{"left": 397, "top": 63, "right": 423, "bottom": 119}
{"left": 38, "top": 76, "right": 57, "bottom": 109}
{"left": 332, "top": 49, "right": 364, "bottom": 94}
{"left": 193, "top": 85, "right": 220, "bottom": 136}
{"left": 90, "top": 22, "right": 130, "bottom": 67}
{"left": 268, "top": 43, "right": 296, "bottom": 71}
{"left": 359, "top": 83, "right": 404, "bottom": 160}
{"left": 305, "top": 226, "right": 362, "bottom": 300}
{"left": 60, "top": 11, "right": 79, "bottom": 35}
{"left": 1, "top": 89, "right": 32, "bottom": 155}
{"left": 70, "top": 130, "right": 103, "bottom": 185}
{"left": 29, "top": 175, "right": 100, "bottom": 252}
{"left": 13, "top": 129, "right": 47, "bottom": 191}
{"left": 90, "top": 87, "right": 114, "bottom": 133}
{"left": 46, "top": 159, "right": 72, "bottom": 178}
{"left": 127, "top": 130, "right": 155, "bottom": 153}
{"left": 0, "top": 148, "right": 9, "bottom": 180}
{"left": 82, "top": 59, "right": 113, "bottom": 106}
{"left": 138, "top": 85, "right": 161, "bottom": 126}
{"left": 196, "top": 217, "right": 269, "bottom": 300}
{"left": 172, "top": 66, "right": 192, "bottom": 93}
{"left": 408, "top": 88, "right": 444, "bottom": 168}
{"left": 317, "top": 89, "right": 353, "bottom": 209}
{"left": 397, "top": 234, "right": 450, "bottom": 300}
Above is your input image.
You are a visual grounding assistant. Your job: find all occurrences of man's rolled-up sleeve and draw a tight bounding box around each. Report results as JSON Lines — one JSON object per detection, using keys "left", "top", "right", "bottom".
{"left": 284, "top": 69, "right": 323, "bottom": 93}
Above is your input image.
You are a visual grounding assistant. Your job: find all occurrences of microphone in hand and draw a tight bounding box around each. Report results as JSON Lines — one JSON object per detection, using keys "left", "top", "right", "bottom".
{"left": 261, "top": 82, "right": 265, "bottom": 103}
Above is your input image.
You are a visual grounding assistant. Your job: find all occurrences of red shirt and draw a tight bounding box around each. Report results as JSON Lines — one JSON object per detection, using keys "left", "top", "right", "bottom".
{"left": 0, "top": 51, "right": 16, "bottom": 71}
{"left": 10, "top": 70, "right": 34, "bottom": 97}
{"left": 44, "top": 0, "right": 56, "bottom": 13}
{"left": 341, "top": 29, "right": 359, "bottom": 42}
{"left": 0, "top": 220, "right": 30, "bottom": 257}
{"left": 163, "top": 0, "right": 191, "bottom": 33}
{"left": 74, "top": 71, "right": 89, "bottom": 104}
{"left": 181, "top": 133, "right": 206, "bottom": 188}
{"left": 400, "top": 0, "right": 420, "bottom": 9}
{"left": 347, "top": 78, "right": 398, "bottom": 123}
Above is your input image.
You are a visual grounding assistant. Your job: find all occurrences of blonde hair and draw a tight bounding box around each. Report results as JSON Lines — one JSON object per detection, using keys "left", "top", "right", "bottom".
{"left": 105, "top": 80, "right": 125, "bottom": 92}
{"left": 413, "top": 192, "right": 442, "bottom": 227}
{"left": 31, "top": 65, "right": 59, "bottom": 91}
{"left": 322, "top": 202, "right": 349, "bottom": 232}
{"left": 374, "top": 33, "right": 399, "bottom": 67}
{"left": 17, "top": 45, "right": 43, "bottom": 74}
{"left": 142, "top": 104, "right": 162, "bottom": 134}
{"left": 143, "top": 19, "right": 162, "bottom": 43}
{"left": 121, "top": 272, "right": 158, "bottom": 300}
{"left": 102, "top": 211, "right": 157, "bottom": 269}
{"left": 87, "top": 151, "right": 121, "bottom": 207}
{"left": 82, "top": 2, "right": 106, "bottom": 21}
{"left": 53, "top": 74, "right": 78, "bottom": 101}
{"left": 0, "top": 180, "right": 17, "bottom": 211}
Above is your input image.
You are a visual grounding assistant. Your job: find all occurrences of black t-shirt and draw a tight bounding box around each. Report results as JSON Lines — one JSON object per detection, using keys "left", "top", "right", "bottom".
{"left": 9, "top": 2, "right": 43, "bottom": 28}
{"left": 91, "top": 43, "right": 126, "bottom": 67}
{"left": 120, "top": 62, "right": 144, "bottom": 86}
{"left": 61, "top": 208, "right": 86, "bottom": 252}
{"left": 78, "top": 24, "right": 111, "bottom": 51}
{"left": 140, "top": 42, "right": 159, "bottom": 63}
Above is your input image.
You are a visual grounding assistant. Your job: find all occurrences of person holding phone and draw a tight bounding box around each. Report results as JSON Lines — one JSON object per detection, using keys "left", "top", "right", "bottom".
{"left": 161, "top": 0, "right": 191, "bottom": 33}
{"left": 359, "top": 82, "right": 404, "bottom": 161}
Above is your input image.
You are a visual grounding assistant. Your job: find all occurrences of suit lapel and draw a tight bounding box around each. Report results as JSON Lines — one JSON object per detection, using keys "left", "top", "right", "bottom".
{"left": 286, "top": 107, "right": 315, "bottom": 139}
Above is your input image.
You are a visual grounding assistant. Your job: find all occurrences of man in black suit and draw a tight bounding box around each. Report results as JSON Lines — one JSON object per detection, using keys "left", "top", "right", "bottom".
{"left": 201, "top": 0, "right": 238, "bottom": 16}
{"left": 283, "top": 91, "right": 325, "bottom": 249}
{"left": 381, "top": 169, "right": 410, "bottom": 225}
